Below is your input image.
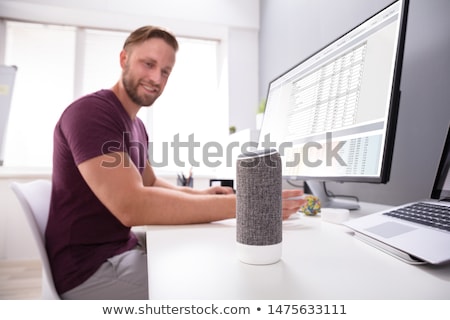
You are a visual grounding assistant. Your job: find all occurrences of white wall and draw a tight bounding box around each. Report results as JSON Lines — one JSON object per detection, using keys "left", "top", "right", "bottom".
{"left": 0, "top": 0, "right": 260, "bottom": 260}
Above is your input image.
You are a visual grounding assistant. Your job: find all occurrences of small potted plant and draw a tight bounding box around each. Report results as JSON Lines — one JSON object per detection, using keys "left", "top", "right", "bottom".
{"left": 256, "top": 99, "right": 266, "bottom": 129}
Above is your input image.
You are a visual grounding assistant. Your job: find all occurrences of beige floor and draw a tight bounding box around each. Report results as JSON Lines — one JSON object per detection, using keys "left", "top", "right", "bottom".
{"left": 0, "top": 260, "right": 42, "bottom": 300}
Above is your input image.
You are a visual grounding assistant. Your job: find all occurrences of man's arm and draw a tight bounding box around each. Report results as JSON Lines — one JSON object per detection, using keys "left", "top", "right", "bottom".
{"left": 142, "top": 159, "right": 234, "bottom": 195}
{"left": 140, "top": 158, "right": 304, "bottom": 218}
{"left": 78, "top": 152, "right": 236, "bottom": 227}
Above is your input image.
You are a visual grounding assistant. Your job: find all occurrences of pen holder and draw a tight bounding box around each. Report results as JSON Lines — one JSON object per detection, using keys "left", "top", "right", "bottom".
{"left": 177, "top": 174, "right": 193, "bottom": 187}
{"left": 236, "top": 148, "right": 282, "bottom": 265}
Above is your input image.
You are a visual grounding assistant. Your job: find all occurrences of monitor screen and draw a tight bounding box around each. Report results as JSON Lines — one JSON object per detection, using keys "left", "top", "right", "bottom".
{"left": 258, "top": 0, "right": 409, "bottom": 208}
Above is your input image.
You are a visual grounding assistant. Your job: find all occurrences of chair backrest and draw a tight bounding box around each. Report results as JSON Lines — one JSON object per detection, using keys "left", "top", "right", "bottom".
{"left": 11, "top": 180, "right": 60, "bottom": 299}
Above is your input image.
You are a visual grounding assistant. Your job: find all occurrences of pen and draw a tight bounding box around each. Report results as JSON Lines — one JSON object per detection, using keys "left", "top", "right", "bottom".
{"left": 185, "top": 167, "right": 193, "bottom": 187}
{"left": 177, "top": 173, "right": 186, "bottom": 185}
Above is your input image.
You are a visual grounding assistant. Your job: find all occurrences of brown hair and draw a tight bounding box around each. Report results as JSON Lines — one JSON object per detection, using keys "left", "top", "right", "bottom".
{"left": 123, "top": 26, "right": 179, "bottom": 52}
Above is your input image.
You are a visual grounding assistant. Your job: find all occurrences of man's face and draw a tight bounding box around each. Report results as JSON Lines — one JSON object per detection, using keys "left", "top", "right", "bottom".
{"left": 121, "top": 38, "right": 176, "bottom": 107}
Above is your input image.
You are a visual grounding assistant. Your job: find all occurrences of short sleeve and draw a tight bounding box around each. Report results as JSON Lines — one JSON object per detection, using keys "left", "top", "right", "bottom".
{"left": 59, "top": 93, "right": 127, "bottom": 166}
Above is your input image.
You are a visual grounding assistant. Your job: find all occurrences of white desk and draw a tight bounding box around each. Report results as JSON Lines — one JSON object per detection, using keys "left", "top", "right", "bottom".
{"left": 146, "top": 202, "right": 450, "bottom": 299}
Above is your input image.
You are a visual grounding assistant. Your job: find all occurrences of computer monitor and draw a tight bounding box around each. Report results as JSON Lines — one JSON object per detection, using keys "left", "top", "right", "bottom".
{"left": 258, "top": 0, "right": 409, "bottom": 209}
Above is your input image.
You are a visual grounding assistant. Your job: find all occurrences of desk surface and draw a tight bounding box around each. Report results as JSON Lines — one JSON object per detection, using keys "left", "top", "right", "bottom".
{"left": 146, "top": 202, "right": 450, "bottom": 299}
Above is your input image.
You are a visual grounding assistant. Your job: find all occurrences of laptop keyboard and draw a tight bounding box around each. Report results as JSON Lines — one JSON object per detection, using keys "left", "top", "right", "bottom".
{"left": 383, "top": 202, "right": 450, "bottom": 232}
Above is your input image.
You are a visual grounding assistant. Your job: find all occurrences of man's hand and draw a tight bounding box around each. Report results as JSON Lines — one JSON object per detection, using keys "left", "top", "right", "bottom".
{"left": 281, "top": 189, "right": 305, "bottom": 219}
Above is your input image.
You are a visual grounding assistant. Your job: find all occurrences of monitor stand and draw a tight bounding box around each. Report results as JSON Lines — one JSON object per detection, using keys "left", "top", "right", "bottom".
{"left": 305, "top": 181, "right": 360, "bottom": 210}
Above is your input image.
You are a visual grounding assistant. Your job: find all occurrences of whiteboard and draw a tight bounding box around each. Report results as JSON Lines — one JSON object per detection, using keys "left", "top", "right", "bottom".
{"left": 0, "top": 65, "right": 17, "bottom": 166}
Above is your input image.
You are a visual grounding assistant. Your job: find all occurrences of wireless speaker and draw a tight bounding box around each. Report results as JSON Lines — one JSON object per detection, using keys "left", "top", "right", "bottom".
{"left": 236, "top": 148, "right": 282, "bottom": 265}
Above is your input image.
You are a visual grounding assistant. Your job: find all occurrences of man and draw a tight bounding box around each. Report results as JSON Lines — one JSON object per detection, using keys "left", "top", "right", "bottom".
{"left": 47, "top": 26, "right": 303, "bottom": 299}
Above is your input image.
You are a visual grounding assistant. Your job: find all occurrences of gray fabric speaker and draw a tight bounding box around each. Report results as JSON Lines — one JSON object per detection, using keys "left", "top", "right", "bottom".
{"left": 236, "top": 148, "right": 282, "bottom": 264}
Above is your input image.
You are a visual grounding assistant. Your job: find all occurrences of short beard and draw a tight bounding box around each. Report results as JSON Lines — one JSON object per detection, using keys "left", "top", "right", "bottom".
{"left": 122, "top": 64, "right": 158, "bottom": 107}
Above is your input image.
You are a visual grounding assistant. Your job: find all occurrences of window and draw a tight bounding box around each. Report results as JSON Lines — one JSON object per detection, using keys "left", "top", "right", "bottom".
{"left": 80, "top": 29, "right": 128, "bottom": 96}
{"left": 2, "top": 21, "right": 226, "bottom": 172}
{"left": 146, "top": 37, "right": 228, "bottom": 172}
{"left": 4, "top": 22, "right": 76, "bottom": 167}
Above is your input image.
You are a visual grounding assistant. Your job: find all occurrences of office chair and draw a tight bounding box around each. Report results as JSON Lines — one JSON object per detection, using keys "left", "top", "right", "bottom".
{"left": 10, "top": 180, "right": 60, "bottom": 300}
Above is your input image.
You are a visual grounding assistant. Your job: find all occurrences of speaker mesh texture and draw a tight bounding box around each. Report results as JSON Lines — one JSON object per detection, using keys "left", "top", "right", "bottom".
{"left": 236, "top": 149, "right": 282, "bottom": 246}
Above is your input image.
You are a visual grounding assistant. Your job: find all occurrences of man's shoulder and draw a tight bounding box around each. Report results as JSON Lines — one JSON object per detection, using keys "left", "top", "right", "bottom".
{"left": 62, "top": 90, "right": 119, "bottom": 118}
{"left": 73, "top": 89, "right": 116, "bottom": 107}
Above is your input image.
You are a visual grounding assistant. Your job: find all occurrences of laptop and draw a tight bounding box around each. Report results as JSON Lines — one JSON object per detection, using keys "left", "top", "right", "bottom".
{"left": 344, "top": 126, "right": 450, "bottom": 265}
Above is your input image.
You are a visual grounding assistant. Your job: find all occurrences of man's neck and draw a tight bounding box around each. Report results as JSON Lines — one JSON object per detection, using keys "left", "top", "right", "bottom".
{"left": 111, "top": 82, "right": 140, "bottom": 120}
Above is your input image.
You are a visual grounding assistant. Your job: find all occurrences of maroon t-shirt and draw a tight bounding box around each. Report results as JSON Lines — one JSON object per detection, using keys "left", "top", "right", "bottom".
{"left": 46, "top": 89, "right": 148, "bottom": 294}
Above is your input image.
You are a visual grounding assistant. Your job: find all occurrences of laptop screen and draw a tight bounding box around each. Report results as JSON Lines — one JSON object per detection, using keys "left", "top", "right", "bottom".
{"left": 431, "top": 126, "right": 450, "bottom": 200}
